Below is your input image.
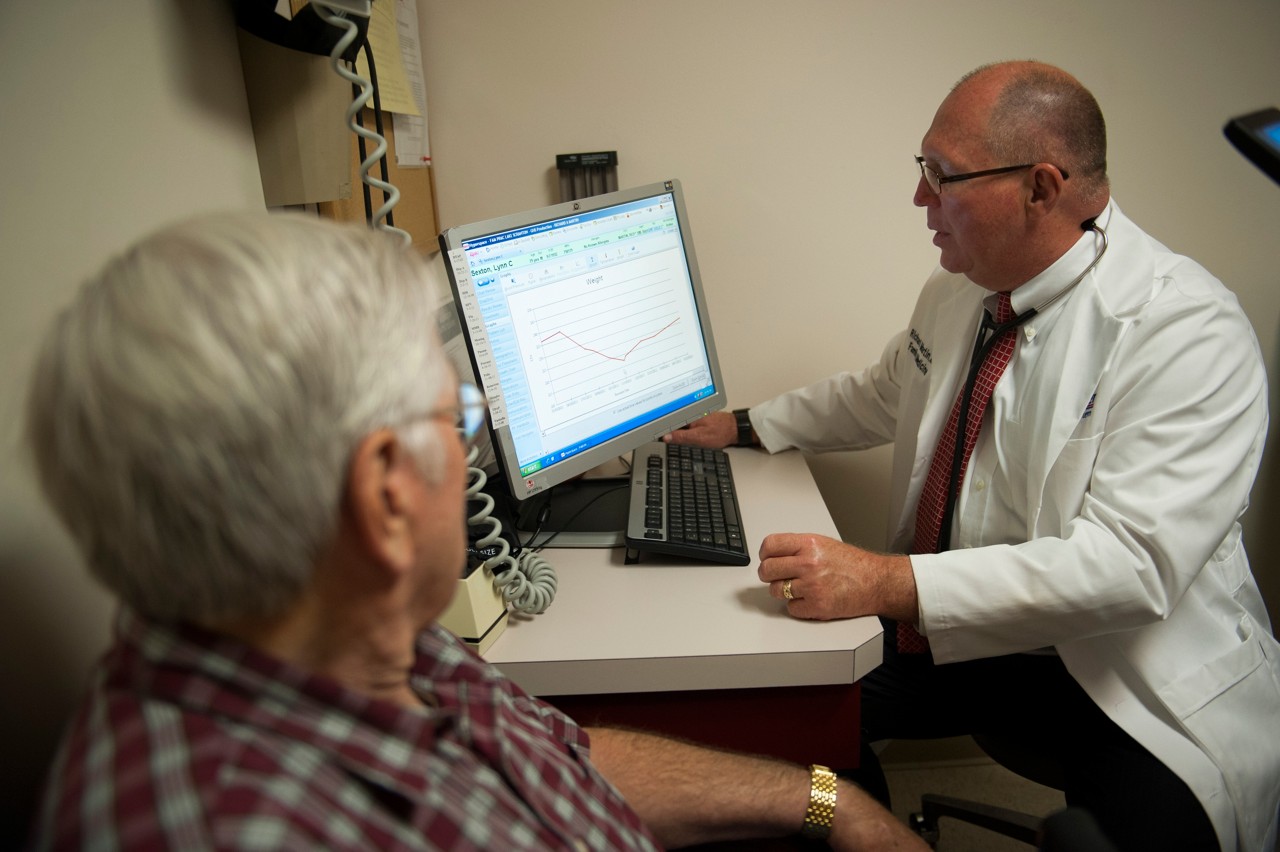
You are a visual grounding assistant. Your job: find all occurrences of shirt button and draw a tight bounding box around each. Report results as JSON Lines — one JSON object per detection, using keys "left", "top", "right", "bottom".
{"left": 974, "top": 479, "right": 986, "bottom": 491}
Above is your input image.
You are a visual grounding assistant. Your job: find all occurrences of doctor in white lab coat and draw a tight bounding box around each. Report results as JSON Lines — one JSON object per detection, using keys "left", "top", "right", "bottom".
{"left": 669, "top": 61, "right": 1280, "bottom": 851}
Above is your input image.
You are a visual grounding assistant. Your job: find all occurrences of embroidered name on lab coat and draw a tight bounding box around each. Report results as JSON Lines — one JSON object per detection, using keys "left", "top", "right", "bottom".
{"left": 908, "top": 328, "right": 932, "bottom": 376}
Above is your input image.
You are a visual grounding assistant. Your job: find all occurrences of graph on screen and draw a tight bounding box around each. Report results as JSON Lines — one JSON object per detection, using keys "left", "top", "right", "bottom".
{"left": 508, "top": 246, "right": 707, "bottom": 437}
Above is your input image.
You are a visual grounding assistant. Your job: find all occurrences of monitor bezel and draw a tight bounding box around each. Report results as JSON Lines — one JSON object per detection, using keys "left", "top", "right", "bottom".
{"left": 438, "top": 178, "right": 729, "bottom": 510}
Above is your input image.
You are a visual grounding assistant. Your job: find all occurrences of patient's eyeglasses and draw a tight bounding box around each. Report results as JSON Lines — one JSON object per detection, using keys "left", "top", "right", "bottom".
{"left": 451, "top": 382, "right": 488, "bottom": 445}
{"left": 422, "top": 381, "right": 488, "bottom": 446}
{"left": 915, "top": 155, "right": 1069, "bottom": 194}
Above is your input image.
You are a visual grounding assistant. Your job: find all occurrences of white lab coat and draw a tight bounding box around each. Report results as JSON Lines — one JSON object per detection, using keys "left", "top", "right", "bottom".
{"left": 752, "top": 202, "right": 1280, "bottom": 851}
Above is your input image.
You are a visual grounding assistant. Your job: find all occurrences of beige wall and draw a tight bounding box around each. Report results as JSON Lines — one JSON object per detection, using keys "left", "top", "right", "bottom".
{"left": 0, "top": 0, "right": 265, "bottom": 838}
{"left": 1, "top": 0, "right": 1278, "bottom": 837}
{"left": 419, "top": 0, "right": 1280, "bottom": 622}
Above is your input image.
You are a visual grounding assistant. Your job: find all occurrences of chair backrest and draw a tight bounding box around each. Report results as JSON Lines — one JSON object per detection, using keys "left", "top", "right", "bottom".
{"left": 0, "top": 532, "right": 113, "bottom": 847}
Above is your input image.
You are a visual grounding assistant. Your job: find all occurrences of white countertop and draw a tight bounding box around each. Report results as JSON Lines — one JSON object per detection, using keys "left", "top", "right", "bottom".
{"left": 484, "top": 448, "right": 884, "bottom": 696}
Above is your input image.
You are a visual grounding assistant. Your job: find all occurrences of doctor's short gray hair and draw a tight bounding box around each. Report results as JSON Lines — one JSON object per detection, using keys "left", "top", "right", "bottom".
{"left": 25, "top": 212, "right": 451, "bottom": 624}
{"left": 965, "top": 61, "right": 1110, "bottom": 202}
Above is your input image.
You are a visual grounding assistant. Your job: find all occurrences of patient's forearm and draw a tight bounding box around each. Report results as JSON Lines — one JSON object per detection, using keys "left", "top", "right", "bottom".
{"left": 585, "top": 727, "right": 925, "bottom": 850}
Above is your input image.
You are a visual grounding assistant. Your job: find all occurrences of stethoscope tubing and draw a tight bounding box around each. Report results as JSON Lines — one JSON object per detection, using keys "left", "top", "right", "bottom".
{"left": 932, "top": 220, "right": 1109, "bottom": 552}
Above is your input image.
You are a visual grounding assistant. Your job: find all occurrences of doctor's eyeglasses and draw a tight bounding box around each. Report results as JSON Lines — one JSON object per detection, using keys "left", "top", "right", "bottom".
{"left": 915, "top": 155, "right": 1070, "bottom": 194}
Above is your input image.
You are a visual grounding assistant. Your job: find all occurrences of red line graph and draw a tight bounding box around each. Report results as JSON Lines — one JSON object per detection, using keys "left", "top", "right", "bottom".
{"left": 540, "top": 318, "right": 679, "bottom": 362}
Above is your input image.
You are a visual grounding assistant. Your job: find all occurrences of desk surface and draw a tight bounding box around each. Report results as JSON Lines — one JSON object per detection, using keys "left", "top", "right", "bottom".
{"left": 485, "top": 448, "right": 883, "bottom": 696}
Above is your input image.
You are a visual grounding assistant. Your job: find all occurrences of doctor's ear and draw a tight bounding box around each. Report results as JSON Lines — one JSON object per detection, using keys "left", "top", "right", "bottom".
{"left": 1026, "top": 163, "right": 1067, "bottom": 216}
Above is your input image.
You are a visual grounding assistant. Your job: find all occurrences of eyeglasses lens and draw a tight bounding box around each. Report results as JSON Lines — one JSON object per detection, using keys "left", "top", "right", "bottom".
{"left": 458, "top": 382, "right": 486, "bottom": 444}
{"left": 917, "top": 158, "right": 940, "bottom": 194}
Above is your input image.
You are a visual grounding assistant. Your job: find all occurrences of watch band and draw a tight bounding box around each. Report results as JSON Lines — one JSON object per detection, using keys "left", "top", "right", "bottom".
{"left": 732, "top": 408, "right": 754, "bottom": 447}
{"left": 801, "top": 764, "right": 838, "bottom": 841}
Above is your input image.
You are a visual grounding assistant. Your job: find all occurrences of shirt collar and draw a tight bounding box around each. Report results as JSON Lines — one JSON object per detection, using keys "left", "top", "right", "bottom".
{"left": 112, "top": 608, "right": 446, "bottom": 802}
{"left": 1005, "top": 201, "right": 1114, "bottom": 317}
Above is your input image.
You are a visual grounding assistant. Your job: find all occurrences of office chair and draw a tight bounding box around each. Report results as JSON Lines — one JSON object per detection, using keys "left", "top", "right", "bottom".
{"left": 908, "top": 732, "right": 1070, "bottom": 849}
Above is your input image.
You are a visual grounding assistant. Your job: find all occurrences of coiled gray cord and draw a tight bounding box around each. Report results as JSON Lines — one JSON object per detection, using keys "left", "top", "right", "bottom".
{"left": 466, "top": 447, "right": 557, "bottom": 615}
{"left": 310, "top": 1, "right": 412, "bottom": 247}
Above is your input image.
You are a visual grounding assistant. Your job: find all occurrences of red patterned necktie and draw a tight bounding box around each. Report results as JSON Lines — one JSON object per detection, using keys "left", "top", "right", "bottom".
{"left": 898, "top": 292, "right": 1017, "bottom": 654}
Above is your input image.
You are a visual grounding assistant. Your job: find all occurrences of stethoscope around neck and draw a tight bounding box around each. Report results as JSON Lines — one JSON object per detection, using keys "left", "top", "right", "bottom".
{"left": 930, "top": 218, "right": 1109, "bottom": 552}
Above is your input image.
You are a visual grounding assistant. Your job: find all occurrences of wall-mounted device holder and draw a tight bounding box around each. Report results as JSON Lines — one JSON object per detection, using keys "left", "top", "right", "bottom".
{"left": 232, "top": 0, "right": 371, "bottom": 60}
{"left": 556, "top": 151, "right": 619, "bottom": 201}
{"left": 1225, "top": 107, "right": 1280, "bottom": 186}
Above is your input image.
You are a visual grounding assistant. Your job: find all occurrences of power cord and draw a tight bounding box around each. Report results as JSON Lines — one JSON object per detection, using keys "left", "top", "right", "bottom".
{"left": 466, "top": 446, "right": 557, "bottom": 615}
{"left": 521, "top": 483, "right": 630, "bottom": 551}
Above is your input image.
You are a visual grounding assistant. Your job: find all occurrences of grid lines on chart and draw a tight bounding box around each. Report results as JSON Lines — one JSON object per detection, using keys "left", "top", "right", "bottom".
{"left": 525, "top": 267, "right": 690, "bottom": 411}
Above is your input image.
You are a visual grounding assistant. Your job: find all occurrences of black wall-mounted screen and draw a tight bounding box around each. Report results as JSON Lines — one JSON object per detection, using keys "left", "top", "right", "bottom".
{"left": 1225, "top": 107, "right": 1280, "bottom": 186}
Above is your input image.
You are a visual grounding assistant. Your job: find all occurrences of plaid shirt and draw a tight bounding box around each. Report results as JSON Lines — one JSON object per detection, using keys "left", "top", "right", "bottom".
{"left": 29, "top": 612, "right": 659, "bottom": 851}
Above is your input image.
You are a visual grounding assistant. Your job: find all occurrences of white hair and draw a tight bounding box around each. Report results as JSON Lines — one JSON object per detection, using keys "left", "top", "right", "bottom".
{"left": 26, "top": 212, "right": 451, "bottom": 623}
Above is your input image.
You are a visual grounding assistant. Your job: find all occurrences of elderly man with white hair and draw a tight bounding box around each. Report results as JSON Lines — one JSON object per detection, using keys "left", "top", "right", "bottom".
{"left": 22, "top": 211, "right": 924, "bottom": 851}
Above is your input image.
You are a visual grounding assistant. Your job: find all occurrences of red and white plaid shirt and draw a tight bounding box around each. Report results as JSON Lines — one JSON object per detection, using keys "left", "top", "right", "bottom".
{"left": 28, "top": 612, "right": 659, "bottom": 851}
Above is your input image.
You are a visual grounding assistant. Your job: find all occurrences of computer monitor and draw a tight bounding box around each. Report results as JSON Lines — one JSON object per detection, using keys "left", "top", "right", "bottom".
{"left": 438, "top": 179, "right": 728, "bottom": 546}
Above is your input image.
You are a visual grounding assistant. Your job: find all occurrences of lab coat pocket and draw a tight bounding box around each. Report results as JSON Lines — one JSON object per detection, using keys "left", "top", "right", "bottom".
{"left": 1040, "top": 432, "right": 1103, "bottom": 525}
{"left": 1158, "top": 621, "right": 1280, "bottom": 849}
{"left": 1159, "top": 620, "right": 1269, "bottom": 719}
{"left": 1211, "top": 529, "right": 1249, "bottom": 596}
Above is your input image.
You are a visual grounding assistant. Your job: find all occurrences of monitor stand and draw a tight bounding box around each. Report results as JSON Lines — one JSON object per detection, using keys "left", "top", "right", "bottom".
{"left": 511, "top": 476, "right": 631, "bottom": 549}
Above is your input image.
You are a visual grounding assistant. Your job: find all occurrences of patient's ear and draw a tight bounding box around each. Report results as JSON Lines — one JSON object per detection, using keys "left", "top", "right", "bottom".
{"left": 345, "top": 429, "right": 416, "bottom": 575}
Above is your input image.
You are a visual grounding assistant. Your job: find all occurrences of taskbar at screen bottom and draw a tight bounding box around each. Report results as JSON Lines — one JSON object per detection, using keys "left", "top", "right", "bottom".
{"left": 513, "top": 385, "right": 718, "bottom": 479}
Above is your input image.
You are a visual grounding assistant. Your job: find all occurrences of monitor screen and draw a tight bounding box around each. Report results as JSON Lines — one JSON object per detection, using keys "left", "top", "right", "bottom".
{"left": 438, "top": 179, "right": 728, "bottom": 528}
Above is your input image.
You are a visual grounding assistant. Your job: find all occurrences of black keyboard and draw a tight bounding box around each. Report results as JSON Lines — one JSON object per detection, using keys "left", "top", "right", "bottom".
{"left": 624, "top": 442, "right": 750, "bottom": 566}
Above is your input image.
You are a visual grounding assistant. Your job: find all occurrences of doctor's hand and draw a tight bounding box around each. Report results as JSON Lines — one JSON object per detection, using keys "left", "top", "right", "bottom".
{"left": 662, "top": 410, "right": 736, "bottom": 449}
{"left": 758, "top": 533, "right": 918, "bottom": 623}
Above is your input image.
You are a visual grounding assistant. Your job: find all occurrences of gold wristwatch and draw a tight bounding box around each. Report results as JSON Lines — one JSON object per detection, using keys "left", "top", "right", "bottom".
{"left": 801, "top": 764, "right": 838, "bottom": 840}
